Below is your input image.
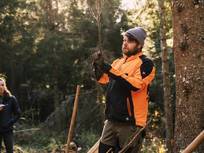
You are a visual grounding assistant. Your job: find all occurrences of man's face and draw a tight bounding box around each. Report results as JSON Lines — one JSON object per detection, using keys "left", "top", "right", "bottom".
{"left": 0, "top": 80, "right": 5, "bottom": 96}
{"left": 122, "top": 35, "right": 139, "bottom": 55}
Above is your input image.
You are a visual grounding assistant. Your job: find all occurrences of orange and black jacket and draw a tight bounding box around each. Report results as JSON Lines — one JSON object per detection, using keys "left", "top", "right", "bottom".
{"left": 95, "top": 52, "right": 155, "bottom": 127}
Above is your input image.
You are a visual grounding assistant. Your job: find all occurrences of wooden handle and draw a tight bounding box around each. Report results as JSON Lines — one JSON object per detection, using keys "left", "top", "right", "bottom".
{"left": 66, "top": 85, "right": 80, "bottom": 153}
{"left": 182, "top": 130, "right": 204, "bottom": 153}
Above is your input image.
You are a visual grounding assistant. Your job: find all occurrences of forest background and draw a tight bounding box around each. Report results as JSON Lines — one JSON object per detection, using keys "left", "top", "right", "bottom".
{"left": 0, "top": 0, "right": 203, "bottom": 152}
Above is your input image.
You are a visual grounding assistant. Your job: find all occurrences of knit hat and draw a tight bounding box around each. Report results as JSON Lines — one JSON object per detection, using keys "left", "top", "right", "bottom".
{"left": 125, "top": 27, "right": 147, "bottom": 47}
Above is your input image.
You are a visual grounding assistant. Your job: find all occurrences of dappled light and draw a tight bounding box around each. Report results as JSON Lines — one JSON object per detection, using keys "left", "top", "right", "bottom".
{"left": 0, "top": 0, "right": 203, "bottom": 153}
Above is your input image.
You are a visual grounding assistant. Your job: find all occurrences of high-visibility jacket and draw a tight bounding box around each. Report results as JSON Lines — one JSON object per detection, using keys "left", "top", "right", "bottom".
{"left": 98, "top": 52, "right": 155, "bottom": 127}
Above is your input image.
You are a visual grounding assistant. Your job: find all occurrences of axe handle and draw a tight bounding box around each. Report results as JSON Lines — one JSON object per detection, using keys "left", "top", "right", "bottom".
{"left": 66, "top": 85, "right": 80, "bottom": 153}
{"left": 182, "top": 130, "right": 204, "bottom": 153}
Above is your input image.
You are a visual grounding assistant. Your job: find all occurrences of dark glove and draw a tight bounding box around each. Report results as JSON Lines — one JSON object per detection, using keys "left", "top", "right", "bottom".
{"left": 92, "top": 65, "right": 104, "bottom": 80}
{"left": 91, "top": 51, "right": 104, "bottom": 80}
{"left": 92, "top": 51, "right": 104, "bottom": 69}
{"left": 92, "top": 51, "right": 111, "bottom": 73}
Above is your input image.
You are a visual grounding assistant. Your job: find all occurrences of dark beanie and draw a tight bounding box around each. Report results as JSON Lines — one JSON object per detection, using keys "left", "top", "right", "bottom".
{"left": 125, "top": 27, "right": 147, "bottom": 47}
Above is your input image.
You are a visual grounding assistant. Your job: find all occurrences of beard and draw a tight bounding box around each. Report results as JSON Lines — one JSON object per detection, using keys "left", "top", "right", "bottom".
{"left": 123, "top": 47, "right": 141, "bottom": 57}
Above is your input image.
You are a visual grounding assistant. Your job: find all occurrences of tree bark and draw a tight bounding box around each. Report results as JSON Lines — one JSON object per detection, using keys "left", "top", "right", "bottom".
{"left": 158, "top": 1, "right": 174, "bottom": 152}
{"left": 172, "top": 0, "right": 204, "bottom": 152}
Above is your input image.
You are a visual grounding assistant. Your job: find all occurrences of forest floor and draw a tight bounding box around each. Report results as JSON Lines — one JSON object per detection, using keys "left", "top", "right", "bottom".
{"left": 0, "top": 126, "right": 167, "bottom": 153}
{"left": 1, "top": 115, "right": 166, "bottom": 153}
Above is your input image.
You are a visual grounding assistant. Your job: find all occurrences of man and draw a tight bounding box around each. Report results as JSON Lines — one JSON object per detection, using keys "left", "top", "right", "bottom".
{"left": 92, "top": 27, "right": 155, "bottom": 153}
{"left": 0, "top": 77, "right": 21, "bottom": 153}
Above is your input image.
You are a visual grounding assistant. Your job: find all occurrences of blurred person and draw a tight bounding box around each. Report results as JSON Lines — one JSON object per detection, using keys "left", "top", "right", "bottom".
{"left": 0, "top": 77, "right": 21, "bottom": 153}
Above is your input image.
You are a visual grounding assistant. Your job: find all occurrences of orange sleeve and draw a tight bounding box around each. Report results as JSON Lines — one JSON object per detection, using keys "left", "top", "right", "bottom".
{"left": 97, "top": 59, "right": 119, "bottom": 85}
{"left": 98, "top": 73, "right": 109, "bottom": 84}
{"left": 108, "top": 67, "right": 145, "bottom": 90}
{"left": 107, "top": 63, "right": 155, "bottom": 90}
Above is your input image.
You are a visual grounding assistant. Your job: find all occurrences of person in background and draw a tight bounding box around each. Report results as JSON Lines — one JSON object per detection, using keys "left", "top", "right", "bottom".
{"left": 0, "top": 77, "right": 21, "bottom": 153}
{"left": 92, "top": 27, "right": 155, "bottom": 153}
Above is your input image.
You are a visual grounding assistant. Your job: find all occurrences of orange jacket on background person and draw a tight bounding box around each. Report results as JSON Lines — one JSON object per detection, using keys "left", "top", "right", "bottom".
{"left": 96, "top": 52, "right": 155, "bottom": 127}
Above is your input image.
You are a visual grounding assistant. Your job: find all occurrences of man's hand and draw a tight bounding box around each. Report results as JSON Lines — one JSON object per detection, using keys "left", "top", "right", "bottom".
{"left": 91, "top": 51, "right": 105, "bottom": 80}
{"left": 92, "top": 51, "right": 104, "bottom": 68}
{"left": 91, "top": 51, "right": 112, "bottom": 80}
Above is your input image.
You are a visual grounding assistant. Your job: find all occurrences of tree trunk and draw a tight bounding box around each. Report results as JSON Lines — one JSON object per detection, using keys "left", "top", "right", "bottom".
{"left": 158, "top": 0, "right": 174, "bottom": 153}
{"left": 172, "top": 0, "right": 204, "bottom": 152}
{"left": 97, "top": 0, "right": 102, "bottom": 51}
{"left": 87, "top": 0, "right": 103, "bottom": 50}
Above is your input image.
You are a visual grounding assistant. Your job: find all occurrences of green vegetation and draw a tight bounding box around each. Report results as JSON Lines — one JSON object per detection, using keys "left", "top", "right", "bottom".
{"left": 0, "top": 0, "right": 174, "bottom": 152}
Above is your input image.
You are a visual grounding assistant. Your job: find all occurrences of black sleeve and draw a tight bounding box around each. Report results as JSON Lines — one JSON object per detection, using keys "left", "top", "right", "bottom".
{"left": 93, "top": 63, "right": 104, "bottom": 80}
{"left": 108, "top": 72, "right": 139, "bottom": 91}
{"left": 140, "top": 59, "right": 154, "bottom": 79}
{"left": 104, "top": 62, "right": 139, "bottom": 91}
{"left": 93, "top": 62, "right": 112, "bottom": 81}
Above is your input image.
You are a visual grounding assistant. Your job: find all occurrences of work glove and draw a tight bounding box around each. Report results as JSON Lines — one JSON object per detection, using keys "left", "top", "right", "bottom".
{"left": 92, "top": 51, "right": 104, "bottom": 69}
{"left": 92, "top": 51, "right": 104, "bottom": 80}
{"left": 92, "top": 51, "right": 111, "bottom": 72}
{"left": 91, "top": 51, "right": 111, "bottom": 80}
